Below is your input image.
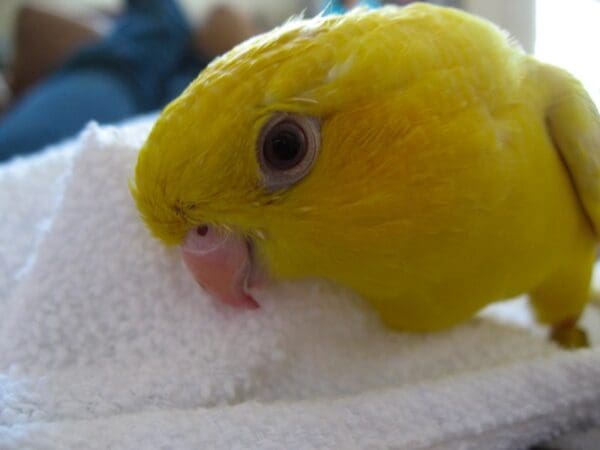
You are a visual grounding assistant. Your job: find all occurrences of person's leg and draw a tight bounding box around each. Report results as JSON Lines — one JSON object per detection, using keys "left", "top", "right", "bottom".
{"left": 65, "top": 0, "right": 191, "bottom": 111}
{"left": 7, "top": 4, "right": 103, "bottom": 99}
{"left": 163, "top": 5, "right": 262, "bottom": 104}
{"left": 0, "top": 0, "right": 191, "bottom": 161}
{"left": 0, "top": 70, "right": 136, "bottom": 160}
{"left": 192, "top": 6, "right": 262, "bottom": 60}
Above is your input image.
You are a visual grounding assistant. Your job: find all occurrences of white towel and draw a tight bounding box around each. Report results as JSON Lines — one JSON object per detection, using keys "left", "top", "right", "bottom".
{"left": 1, "top": 118, "right": 600, "bottom": 450}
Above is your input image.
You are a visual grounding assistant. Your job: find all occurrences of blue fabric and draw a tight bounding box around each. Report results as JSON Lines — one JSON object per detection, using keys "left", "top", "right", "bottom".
{"left": 0, "top": 70, "right": 137, "bottom": 159}
{"left": 0, "top": 0, "right": 207, "bottom": 162}
{"left": 61, "top": 0, "right": 193, "bottom": 111}
{"left": 321, "top": 0, "right": 381, "bottom": 15}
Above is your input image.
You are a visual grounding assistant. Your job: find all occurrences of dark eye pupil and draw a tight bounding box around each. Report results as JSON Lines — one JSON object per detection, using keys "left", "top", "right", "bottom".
{"left": 272, "top": 131, "right": 300, "bottom": 161}
{"left": 264, "top": 122, "right": 307, "bottom": 171}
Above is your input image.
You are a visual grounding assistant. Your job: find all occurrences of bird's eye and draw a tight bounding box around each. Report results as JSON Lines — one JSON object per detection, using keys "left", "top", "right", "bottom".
{"left": 257, "top": 113, "right": 320, "bottom": 190}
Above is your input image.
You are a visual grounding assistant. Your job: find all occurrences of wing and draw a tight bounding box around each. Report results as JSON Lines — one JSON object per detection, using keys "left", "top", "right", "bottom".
{"left": 543, "top": 64, "right": 600, "bottom": 236}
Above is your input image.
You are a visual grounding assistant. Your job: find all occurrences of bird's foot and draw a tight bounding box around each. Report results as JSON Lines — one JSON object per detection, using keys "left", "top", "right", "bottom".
{"left": 550, "top": 318, "right": 589, "bottom": 349}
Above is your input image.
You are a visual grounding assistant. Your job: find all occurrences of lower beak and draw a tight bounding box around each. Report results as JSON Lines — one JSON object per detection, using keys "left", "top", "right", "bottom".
{"left": 181, "top": 225, "right": 260, "bottom": 309}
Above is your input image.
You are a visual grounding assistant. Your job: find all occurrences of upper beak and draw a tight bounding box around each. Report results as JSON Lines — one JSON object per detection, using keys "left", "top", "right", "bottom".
{"left": 181, "top": 225, "right": 261, "bottom": 309}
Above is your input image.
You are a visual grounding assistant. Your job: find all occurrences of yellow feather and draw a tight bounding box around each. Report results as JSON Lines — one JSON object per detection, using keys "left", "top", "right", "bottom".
{"left": 133, "top": 4, "right": 599, "bottom": 332}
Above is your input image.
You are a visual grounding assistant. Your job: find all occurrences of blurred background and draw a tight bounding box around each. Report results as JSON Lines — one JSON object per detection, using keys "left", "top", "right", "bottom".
{"left": 0, "top": 0, "right": 538, "bottom": 66}
{"left": 0, "top": 0, "right": 598, "bottom": 161}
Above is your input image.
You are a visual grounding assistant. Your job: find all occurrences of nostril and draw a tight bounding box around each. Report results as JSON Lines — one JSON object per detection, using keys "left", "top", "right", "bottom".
{"left": 197, "top": 225, "right": 209, "bottom": 236}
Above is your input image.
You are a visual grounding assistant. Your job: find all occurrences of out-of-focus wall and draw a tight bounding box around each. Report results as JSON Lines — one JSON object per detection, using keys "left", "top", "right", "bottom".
{"left": 536, "top": 0, "right": 600, "bottom": 107}
{"left": 463, "top": 0, "right": 535, "bottom": 53}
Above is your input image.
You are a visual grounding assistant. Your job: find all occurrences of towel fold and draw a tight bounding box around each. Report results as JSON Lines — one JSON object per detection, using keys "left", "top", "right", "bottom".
{"left": 1, "top": 118, "right": 599, "bottom": 449}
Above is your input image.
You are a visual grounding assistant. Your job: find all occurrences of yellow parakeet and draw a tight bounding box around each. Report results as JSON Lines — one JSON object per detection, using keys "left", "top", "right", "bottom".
{"left": 132, "top": 3, "right": 600, "bottom": 347}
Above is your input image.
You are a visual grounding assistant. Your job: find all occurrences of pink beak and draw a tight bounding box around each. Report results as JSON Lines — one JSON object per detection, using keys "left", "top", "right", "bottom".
{"left": 181, "top": 225, "right": 260, "bottom": 309}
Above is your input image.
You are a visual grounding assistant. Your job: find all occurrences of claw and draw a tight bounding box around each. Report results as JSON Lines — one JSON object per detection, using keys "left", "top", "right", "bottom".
{"left": 550, "top": 319, "right": 589, "bottom": 349}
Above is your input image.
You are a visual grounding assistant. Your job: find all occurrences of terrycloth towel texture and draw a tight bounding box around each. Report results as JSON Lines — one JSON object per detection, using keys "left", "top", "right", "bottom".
{"left": 1, "top": 118, "right": 600, "bottom": 449}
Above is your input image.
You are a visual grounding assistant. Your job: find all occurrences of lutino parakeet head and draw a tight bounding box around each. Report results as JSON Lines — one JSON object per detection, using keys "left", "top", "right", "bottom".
{"left": 132, "top": 3, "right": 535, "bottom": 315}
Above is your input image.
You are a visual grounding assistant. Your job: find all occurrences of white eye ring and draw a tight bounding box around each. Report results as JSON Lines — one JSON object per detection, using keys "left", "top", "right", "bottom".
{"left": 257, "top": 112, "right": 321, "bottom": 191}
